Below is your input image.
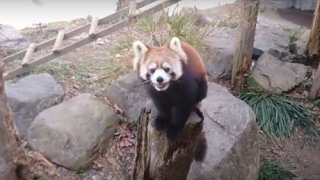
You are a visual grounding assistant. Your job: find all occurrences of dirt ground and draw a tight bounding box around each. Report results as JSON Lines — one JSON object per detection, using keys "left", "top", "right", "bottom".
{"left": 3, "top": 9, "right": 320, "bottom": 180}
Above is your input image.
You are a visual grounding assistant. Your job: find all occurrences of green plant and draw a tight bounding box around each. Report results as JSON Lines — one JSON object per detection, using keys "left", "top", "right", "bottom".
{"left": 112, "top": 35, "right": 136, "bottom": 53}
{"left": 313, "top": 98, "right": 320, "bottom": 107}
{"left": 134, "top": 5, "right": 213, "bottom": 50}
{"left": 283, "top": 26, "right": 304, "bottom": 43}
{"left": 239, "top": 91, "right": 317, "bottom": 139}
{"left": 259, "top": 158, "right": 297, "bottom": 180}
{"left": 244, "top": 75, "right": 264, "bottom": 92}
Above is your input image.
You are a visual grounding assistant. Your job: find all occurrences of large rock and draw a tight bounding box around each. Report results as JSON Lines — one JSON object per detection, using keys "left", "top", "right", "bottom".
{"left": 186, "top": 82, "right": 259, "bottom": 180}
{"left": 106, "top": 71, "right": 149, "bottom": 120}
{"left": 107, "top": 73, "right": 259, "bottom": 179}
{"left": 290, "top": 29, "right": 310, "bottom": 56}
{"left": 0, "top": 24, "right": 29, "bottom": 50}
{"left": 253, "top": 53, "right": 308, "bottom": 93}
{"left": 5, "top": 73, "right": 65, "bottom": 138}
{"left": 27, "top": 93, "right": 119, "bottom": 171}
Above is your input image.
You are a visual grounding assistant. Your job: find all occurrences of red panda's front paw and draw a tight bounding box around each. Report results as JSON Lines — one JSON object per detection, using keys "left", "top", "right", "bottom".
{"left": 154, "top": 115, "right": 167, "bottom": 131}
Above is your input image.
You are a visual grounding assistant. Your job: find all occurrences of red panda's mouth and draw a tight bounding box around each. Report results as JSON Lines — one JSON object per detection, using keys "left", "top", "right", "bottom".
{"left": 155, "top": 82, "right": 169, "bottom": 90}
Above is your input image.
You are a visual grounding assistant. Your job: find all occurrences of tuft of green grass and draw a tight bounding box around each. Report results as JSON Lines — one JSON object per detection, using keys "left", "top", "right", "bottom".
{"left": 259, "top": 158, "right": 297, "bottom": 180}
{"left": 313, "top": 98, "right": 320, "bottom": 107}
{"left": 111, "top": 35, "right": 136, "bottom": 54}
{"left": 244, "top": 75, "right": 264, "bottom": 92}
{"left": 239, "top": 91, "right": 317, "bottom": 139}
{"left": 133, "top": 5, "right": 213, "bottom": 50}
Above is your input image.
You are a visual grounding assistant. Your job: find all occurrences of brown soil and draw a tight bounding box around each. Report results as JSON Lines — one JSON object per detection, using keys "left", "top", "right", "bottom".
{"left": 259, "top": 128, "right": 320, "bottom": 180}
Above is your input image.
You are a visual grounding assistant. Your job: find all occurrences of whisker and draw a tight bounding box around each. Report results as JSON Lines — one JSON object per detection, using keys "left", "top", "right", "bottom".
{"left": 173, "top": 79, "right": 182, "bottom": 85}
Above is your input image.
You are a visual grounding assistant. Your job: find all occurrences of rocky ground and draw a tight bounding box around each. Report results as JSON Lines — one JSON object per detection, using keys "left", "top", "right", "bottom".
{"left": 1, "top": 2, "right": 320, "bottom": 180}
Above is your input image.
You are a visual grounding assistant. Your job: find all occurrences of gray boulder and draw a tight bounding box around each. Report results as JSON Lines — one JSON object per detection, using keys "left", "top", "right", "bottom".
{"left": 107, "top": 73, "right": 259, "bottom": 179}
{"left": 252, "top": 53, "right": 308, "bottom": 93}
{"left": 202, "top": 28, "right": 236, "bottom": 79}
{"left": 106, "top": 71, "right": 149, "bottom": 120}
{"left": 5, "top": 73, "right": 65, "bottom": 138}
{"left": 0, "top": 24, "right": 29, "bottom": 50}
{"left": 290, "top": 29, "right": 310, "bottom": 56}
{"left": 187, "top": 82, "right": 259, "bottom": 180}
{"left": 27, "top": 93, "right": 119, "bottom": 171}
{"left": 254, "top": 21, "right": 290, "bottom": 59}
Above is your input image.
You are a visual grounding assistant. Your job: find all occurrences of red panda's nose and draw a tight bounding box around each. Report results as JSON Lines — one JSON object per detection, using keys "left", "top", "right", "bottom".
{"left": 156, "top": 76, "right": 164, "bottom": 83}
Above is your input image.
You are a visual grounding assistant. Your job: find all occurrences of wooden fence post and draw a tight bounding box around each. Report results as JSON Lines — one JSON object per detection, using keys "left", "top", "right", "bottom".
{"left": 307, "top": 0, "right": 320, "bottom": 100}
{"left": 231, "top": 0, "right": 260, "bottom": 94}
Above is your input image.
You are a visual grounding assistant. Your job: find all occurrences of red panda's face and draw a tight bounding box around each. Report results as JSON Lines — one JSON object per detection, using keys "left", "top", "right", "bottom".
{"left": 141, "top": 50, "right": 183, "bottom": 91}
{"left": 132, "top": 37, "right": 188, "bottom": 91}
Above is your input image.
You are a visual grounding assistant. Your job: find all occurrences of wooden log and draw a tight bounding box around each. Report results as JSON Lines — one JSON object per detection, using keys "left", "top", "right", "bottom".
{"left": 306, "top": 0, "right": 320, "bottom": 57}
{"left": 132, "top": 108, "right": 151, "bottom": 180}
{"left": 52, "top": 30, "right": 65, "bottom": 54}
{"left": 231, "top": 0, "right": 260, "bottom": 94}
{"left": 132, "top": 100, "right": 204, "bottom": 180}
{"left": 21, "top": 43, "right": 36, "bottom": 67}
{"left": 89, "top": 16, "right": 99, "bottom": 38}
{"left": 0, "top": 60, "right": 41, "bottom": 180}
{"left": 307, "top": 0, "right": 320, "bottom": 100}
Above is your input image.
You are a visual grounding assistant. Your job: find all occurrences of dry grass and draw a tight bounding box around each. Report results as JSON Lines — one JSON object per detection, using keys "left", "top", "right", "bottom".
{"left": 112, "top": 5, "right": 215, "bottom": 54}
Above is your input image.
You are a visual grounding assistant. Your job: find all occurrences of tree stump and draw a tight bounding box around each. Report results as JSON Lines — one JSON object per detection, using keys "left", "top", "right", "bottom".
{"left": 307, "top": 0, "right": 320, "bottom": 100}
{"left": 0, "top": 60, "right": 40, "bottom": 180}
{"left": 231, "top": 0, "right": 260, "bottom": 94}
{"left": 132, "top": 101, "right": 204, "bottom": 180}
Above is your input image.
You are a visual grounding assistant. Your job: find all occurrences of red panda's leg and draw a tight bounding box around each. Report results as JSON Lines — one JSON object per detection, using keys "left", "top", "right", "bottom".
{"left": 196, "top": 78, "right": 208, "bottom": 103}
{"left": 150, "top": 95, "right": 171, "bottom": 132}
{"left": 166, "top": 103, "right": 194, "bottom": 141}
{"left": 195, "top": 102, "right": 204, "bottom": 122}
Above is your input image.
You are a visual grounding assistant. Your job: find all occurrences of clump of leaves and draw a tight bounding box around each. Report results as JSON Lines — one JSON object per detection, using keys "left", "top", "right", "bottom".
{"left": 239, "top": 91, "right": 317, "bottom": 139}
{"left": 259, "top": 158, "right": 297, "bottom": 180}
{"left": 134, "top": 5, "right": 213, "bottom": 50}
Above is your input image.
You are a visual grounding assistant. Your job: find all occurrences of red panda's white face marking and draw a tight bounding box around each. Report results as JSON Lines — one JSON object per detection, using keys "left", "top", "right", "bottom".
{"left": 132, "top": 37, "right": 188, "bottom": 91}
{"left": 148, "top": 62, "right": 171, "bottom": 91}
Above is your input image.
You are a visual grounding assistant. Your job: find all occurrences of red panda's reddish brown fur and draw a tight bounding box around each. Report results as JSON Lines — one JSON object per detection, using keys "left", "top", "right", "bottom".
{"left": 179, "top": 41, "right": 208, "bottom": 83}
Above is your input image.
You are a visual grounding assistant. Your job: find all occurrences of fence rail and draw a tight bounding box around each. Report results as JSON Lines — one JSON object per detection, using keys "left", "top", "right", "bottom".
{"left": 2, "top": 0, "right": 181, "bottom": 80}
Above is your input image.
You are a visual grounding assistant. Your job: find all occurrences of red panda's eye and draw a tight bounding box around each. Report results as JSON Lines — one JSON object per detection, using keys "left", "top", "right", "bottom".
{"left": 163, "top": 67, "right": 170, "bottom": 72}
{"left": 149, "top": 68, "right": 156, "bottom": 74}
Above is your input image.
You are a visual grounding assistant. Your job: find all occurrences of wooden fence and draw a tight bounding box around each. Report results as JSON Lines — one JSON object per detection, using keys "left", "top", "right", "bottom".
{"left": 2, "top": 0, "right": 181, "bottom": 80}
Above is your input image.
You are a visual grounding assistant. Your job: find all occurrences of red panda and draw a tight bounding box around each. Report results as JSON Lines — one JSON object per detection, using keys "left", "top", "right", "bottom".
{"left": 132, "top": 37, "right": 208, "bottom": 141}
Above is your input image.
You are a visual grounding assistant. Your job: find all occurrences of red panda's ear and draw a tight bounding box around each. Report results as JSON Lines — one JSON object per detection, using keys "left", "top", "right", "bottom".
{"left": 169, "top": 37, "right": 188, "bottom": 64}
{"left": 132, "top": 40, "right": 149, "bottom": 71}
